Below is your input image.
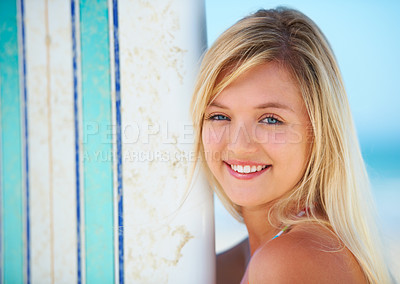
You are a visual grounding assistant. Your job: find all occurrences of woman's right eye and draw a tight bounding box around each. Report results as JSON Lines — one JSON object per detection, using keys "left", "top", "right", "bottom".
{"left": 207, "top": 114, "right": 230, "bottom": 121}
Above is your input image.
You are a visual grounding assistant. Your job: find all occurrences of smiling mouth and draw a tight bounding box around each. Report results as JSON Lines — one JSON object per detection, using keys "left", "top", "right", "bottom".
{"left": 229, "top": 164, "right": 270, "bottom": 174}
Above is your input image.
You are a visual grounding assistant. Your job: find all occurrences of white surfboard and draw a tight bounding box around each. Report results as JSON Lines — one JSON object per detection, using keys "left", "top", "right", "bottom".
{"left": 0, "top": 0, "right": 215, "bottom": 283}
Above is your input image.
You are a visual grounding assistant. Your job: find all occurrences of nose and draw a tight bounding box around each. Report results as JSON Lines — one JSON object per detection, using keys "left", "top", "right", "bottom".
{"left": 227, "top": 121, "right": 258, "bottom": 155}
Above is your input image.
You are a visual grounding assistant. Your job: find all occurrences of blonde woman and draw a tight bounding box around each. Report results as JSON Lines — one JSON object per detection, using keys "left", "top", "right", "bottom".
{"left": 190, "top": 7, "right": 393, "bottom": 283}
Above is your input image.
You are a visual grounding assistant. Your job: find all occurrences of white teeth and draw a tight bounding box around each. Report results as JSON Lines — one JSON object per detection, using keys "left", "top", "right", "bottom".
{"left": 230, "top": 164, "right": 268, "bottom": 174}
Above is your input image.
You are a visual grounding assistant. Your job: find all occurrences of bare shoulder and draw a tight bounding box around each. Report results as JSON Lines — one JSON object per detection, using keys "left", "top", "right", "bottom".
{"left": 248, "top": 223, "right": 367, "bottom": 283}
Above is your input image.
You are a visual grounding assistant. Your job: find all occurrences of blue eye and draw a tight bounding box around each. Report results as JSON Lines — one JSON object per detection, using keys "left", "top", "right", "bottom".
{"left": 208, "top": 114, "right": 230, "bottom": 121}
{"left": 262, "top": 116, "right": 281, "bottom": 124}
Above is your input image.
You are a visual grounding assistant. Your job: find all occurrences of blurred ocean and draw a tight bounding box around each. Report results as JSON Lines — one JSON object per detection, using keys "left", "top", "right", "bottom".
{"left": 364, "top": 142, "right": 400, "bottom": 277}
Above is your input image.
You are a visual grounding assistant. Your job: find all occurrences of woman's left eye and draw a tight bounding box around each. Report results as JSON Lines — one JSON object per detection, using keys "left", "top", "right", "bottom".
{"left": 261, "top": 116, "right": 282, "bottom": 124}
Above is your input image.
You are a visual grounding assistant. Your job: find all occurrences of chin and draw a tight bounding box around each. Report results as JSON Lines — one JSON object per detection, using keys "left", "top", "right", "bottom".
{"left": 224, "top": 188, "right": 268, "bottom": 208}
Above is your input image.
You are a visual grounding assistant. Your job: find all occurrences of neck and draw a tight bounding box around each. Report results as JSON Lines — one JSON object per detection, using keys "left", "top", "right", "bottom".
{"left": 242, "top": 203, "right": 279, "bottom": 255}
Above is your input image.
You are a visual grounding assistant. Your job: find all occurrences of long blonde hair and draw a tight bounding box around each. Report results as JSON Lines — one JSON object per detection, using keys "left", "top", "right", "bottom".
{"left": 190, "top": 7, "right": 392, "bottom": 283}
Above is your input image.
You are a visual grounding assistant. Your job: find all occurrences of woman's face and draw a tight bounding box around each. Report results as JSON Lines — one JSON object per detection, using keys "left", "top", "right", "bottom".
{"left": 202, "top": 62, "right": 311, "bottom": 209}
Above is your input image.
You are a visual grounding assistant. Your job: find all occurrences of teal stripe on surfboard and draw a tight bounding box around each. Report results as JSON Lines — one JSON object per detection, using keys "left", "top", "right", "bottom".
{"left": 79, "top": 0, "right": 115, "bottom": 282}
{"left": 0, "top": 0, "right": 24, "bottom": 283}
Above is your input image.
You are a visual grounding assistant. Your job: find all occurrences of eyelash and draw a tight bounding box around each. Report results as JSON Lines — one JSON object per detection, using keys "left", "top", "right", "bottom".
{"left": 260, "top": 115, "right": 283, "bottom": 125}
{"left": 206, "top": 113, "right": 283, "bottom": 124}
{"left": 206, "top": 114, "right": 230, "bottom": 121}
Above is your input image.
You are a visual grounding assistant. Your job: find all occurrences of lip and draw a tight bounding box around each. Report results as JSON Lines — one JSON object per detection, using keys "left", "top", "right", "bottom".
{"left": 225, "top": 159, "right": 267, "bottom": 166}
{"left": 224, "top": 161, "right": 271, "bottom": 180}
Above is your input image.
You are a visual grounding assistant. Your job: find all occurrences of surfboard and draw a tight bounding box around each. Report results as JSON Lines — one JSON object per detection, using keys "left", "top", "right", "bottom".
{"left": 0, "top": 0, "right": 215, "bottom": 283}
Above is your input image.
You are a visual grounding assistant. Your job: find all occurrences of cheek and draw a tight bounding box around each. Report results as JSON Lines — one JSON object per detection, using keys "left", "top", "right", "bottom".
{"left": 253, "top": 124, "right": 309, "bottom": 145}
{"left": 273, "top": 126, "right": 310, "bottom": 174}
{"left": 202, "top": 124, "right": 227, "bottom": 165}
{"left": 289, "top": 123, "right": 312, "bottom": 161}
{"left": 257, "top": 124, "right": 310, "bottom": 167}
{"left": 202, "top": 123, "right": 228, "bottom": 150}
{"left": 253, "top": 125, "right": 291, "bottom": 145}
{"left": 288, "top": 123, "right": 313, "bottom": 145}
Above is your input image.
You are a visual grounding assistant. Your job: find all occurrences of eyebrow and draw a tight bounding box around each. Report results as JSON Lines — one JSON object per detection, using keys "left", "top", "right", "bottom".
{"left": 209, "top": 101, "right": 294, "bottom": 112}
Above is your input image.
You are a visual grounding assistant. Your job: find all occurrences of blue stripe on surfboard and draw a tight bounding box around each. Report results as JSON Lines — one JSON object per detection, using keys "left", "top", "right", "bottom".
{"left": 71, "top": 0, "right": 82, "bottom": 283}
{"left": 112, "top": 0, "right": 124, "bottom": 283}
{"left": 0, "top": 0, "right": 24, "bottom": 282}
{"left": 79, "top": 0, "right": 115, "bottom": 282}
{"left": 20, "top": 0, "right": 31, "bottom": 281}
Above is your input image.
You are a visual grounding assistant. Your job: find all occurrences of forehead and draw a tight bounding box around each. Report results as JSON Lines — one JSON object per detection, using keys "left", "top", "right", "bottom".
{"left": 211, "top": 62, "right": 303, "bottom": 110}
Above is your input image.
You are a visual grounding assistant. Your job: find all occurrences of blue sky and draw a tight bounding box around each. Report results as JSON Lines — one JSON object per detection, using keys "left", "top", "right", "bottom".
{"left": 205, "top": 0, "right": 400, "bottom": 176}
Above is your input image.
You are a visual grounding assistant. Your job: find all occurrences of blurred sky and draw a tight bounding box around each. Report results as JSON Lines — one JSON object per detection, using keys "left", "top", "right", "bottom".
{"left": 205, "top": 0, "right": 400, "bottom": 178}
